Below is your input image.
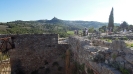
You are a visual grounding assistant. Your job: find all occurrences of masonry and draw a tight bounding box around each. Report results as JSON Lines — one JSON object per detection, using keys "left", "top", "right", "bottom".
{"left": 5, "top": 34, "right": 68, "bottom": 74}
{"left": 1, "top": 34, "right": 133, "bottom": 74}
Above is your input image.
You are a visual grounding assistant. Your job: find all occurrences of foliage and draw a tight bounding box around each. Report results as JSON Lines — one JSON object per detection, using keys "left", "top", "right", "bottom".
{"left": 0, "top": 53, "right": 9, "bottom": 61}
{"left": 121, "top": 36, "right": 128, "bottom": 40}
{"left": 126, "top": 43, "right": 133, "bottom": 48}
{"left": 131, "top": 44, "right": 133, "bottom": 47}
{"left": 120, "top": 21, "right": 128, "bottom": 30}
{"left": 67, "top": 31, "right": 74, "bottom": 35}
{"left": 57, "top": 32, "right": 68, "bottom": 38}
{"left": 108, "top": 7, "right": 114, "bottom": 32}
{"left": 0, "top": 17, "right": 121, "bottom": 37}
{"left": 99, "top": 25, "right": 106, "bottom": 33}
{"left": 88, "top": 27, "right": 94, "bottom": 33}
{"left": 106, "top": 39, "right": 112, "bottom": 43}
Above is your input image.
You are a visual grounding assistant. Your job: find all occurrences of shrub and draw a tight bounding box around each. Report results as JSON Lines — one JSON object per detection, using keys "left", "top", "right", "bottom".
{"left": 123, "top": 36, "right": 128, "bottom": 40}
{"left": 130, "top": 44, "right": 133, "bottom": 47}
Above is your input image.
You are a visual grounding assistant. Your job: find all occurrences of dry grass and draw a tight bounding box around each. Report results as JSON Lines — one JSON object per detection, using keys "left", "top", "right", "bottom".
{"left": 0, "top": 25, "right": 8, "bottom": 31}
{"left": 125, "top": 40, "right": 133, "bottom": 44}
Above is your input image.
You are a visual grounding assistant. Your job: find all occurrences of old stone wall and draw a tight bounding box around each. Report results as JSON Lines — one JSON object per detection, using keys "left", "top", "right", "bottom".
{"left": 69, "top": 36, "right": 133, "bottom": 74}
{"left": 5, "top": 34, "right": 68, "bottom": 74}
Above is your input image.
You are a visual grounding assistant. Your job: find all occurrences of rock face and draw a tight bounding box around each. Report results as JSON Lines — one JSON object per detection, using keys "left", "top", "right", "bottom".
{"left": 69, "top": 36, "right": 121, "bottom": 74}
{"left": 7, "top": 34, "right": 68, "bottom": 74}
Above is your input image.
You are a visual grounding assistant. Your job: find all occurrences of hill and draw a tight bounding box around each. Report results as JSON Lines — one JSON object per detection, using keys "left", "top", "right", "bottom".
{"left": 36, "top": 17, "right": 120, "bottom": 30}
{"left": 0, "top": 17, "right": 120, "bottom": 37}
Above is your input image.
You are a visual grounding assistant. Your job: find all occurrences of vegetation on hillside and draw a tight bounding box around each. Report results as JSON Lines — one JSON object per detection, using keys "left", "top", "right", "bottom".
{"left": 0, "top": 17, "right": 120, "bottom": 37}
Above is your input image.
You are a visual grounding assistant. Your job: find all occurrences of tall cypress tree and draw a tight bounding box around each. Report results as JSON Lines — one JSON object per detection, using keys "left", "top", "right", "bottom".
{"left": 108, "top": 7, "right": 114, "bottom": 32}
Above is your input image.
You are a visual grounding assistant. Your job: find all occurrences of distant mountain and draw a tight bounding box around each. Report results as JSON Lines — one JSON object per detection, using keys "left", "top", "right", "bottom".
{"left": 34, "top": 17, "right": 120, "bottom": 29}
{"left": 5, "top": 17, "right": 120, "bottom": 30}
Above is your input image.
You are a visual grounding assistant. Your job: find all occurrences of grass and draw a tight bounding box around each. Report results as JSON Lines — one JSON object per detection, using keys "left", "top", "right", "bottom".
{"left": 67, "top": 30, "right": 82, "bottom": 35}
{"left": 101, "top": 38, "right": 112, "bottom": 43}
{"left": 67, "top": 31, "right": 74, "bottom": 35}
{"left": 125, "top": 41, "right": 133, "bottom": 48}
{"left": 126, "top": 43, "right": 133, "bottom": 48}
{"left": 0, "top": 53, "right": 9, "bottom": 61}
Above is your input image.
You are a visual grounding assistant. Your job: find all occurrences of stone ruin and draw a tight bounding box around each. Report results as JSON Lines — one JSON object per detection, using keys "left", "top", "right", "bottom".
{"left": 0, "top": 34, "right": 133, "bottom": 74}
{"left": 69, "top": 36, "right": 133, "bottom": 74}
{"left": 0, "top": 34, "right": 69, "bottom": 74}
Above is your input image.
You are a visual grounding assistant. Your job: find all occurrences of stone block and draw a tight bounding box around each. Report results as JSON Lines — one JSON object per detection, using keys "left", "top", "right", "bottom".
{"left": 125, "top": 54, "right": 133, "bottom": 64}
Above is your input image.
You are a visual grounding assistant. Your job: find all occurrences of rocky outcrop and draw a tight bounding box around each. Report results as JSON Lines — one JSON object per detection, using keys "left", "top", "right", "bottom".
{"left": 69, "top": 36, "right": 133, "bottom": 74}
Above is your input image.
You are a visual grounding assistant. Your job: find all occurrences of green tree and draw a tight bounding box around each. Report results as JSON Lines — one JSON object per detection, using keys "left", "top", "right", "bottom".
{"left": 108, "top": 7, "right": 114, "bottom": 32}
{"left": 99, "top": 25, "right": 107, "bottom": 32}
{"left": 88, "top": 27, "right": 94, "bottom": 33}
{"left": 120, "top": 21, "right": 128, "bottom": 30}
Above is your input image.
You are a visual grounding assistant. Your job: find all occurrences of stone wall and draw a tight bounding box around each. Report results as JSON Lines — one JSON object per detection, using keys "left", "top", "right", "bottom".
{"left": 1, "top": 34, "right": 133, "bottom": 74}
{"left": 69, "top": 36, "right": 133, "bottom": 74}
{"left": 5, "top": 34, "right": 68, "bottom": 74}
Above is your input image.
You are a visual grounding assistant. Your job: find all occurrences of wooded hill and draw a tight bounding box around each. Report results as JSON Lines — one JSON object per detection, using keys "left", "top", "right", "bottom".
{"left": 0, "top": 17, "right": 120, "bottom": 37}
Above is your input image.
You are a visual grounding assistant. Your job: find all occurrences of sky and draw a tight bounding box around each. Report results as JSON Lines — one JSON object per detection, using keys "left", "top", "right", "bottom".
{"left": 0, "top": 0, "right": 133, "bottom": 24}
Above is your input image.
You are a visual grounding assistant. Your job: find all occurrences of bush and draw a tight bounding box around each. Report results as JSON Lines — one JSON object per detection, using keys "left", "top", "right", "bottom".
{"left": 130, "top": 44, "right": 133, "bottom": 47}
{"left": 123, "top": 37, "right": 128, "bottom": 40}
{"left": 58, "top": 32, "right": 69, "bottom": 38}
{"left": 126, "top": 43, "right": 133, "bottom": 48}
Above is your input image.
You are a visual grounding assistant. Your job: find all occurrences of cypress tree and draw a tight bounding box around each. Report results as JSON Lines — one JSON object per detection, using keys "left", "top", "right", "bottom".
{"left": 108, "top": 7, "right": 114, "bottom": 32}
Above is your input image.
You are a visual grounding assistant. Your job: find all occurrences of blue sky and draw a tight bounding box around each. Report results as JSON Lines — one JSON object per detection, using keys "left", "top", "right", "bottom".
{"left": 0, "top": 0, "right": 133, "bottom": 24}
